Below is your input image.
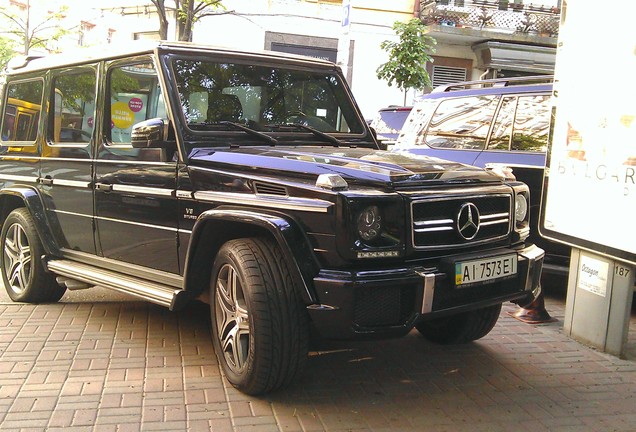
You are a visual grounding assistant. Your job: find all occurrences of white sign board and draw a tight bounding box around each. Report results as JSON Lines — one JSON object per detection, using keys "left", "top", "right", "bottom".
{"left": 577, "top": 254, "right": 609, "bottom": 297}
{"left": 541, "top": 0, "right": 636, "bottom": 265}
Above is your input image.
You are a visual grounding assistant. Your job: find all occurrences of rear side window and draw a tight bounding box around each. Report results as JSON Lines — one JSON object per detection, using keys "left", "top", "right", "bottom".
{"left": 489, "top": 94, "right": 551, "bottom": 152}
{"left": 425, "top": 95, "right": 499, "bottom": 150}
{"left": 511, "top": 95, "right": 551, "bottom": 152}
{"left": 50, "top": 68, "right": 97, "bottom": 145}
{"left": 1, "top": 79, "right": 44, "bottom": 144}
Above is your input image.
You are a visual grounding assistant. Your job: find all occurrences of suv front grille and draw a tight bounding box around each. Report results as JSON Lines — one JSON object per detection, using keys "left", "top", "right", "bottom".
{"left": 411, "top": 194, "right": 511, "bottom": 249}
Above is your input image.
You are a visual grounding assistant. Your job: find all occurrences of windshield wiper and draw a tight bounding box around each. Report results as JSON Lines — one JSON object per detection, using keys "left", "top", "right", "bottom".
{"left": 269, "top": 123, "right": 342, "bottom": 146}
{"left": 219, "top": 121, "right": 278, "bottom": 145}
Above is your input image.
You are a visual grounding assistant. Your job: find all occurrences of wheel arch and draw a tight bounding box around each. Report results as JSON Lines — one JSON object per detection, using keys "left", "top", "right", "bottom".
{"left": 183, "top": 208, "right": 320, "bottom": 304}
{"left": 0, "top": 186, "right": 59, "bottom": 256}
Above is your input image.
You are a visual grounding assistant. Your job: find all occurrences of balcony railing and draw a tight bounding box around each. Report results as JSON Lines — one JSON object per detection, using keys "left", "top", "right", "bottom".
{"left": 420, "top": 0, "right": 561, "bottom": 37}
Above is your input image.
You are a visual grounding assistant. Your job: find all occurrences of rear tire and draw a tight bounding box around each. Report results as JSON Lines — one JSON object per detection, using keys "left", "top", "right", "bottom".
{"left": 416, "top": 304, "right": 502, "bottom": 344}
{"left": 210, "top": 237, "right": 309, "bottom": 395}
{"left": 0, "top": 208, "right": 65, "bottom": 303}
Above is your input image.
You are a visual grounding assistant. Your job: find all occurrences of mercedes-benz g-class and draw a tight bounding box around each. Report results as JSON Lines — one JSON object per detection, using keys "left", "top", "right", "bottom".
{"left": 0, "top": 42, "right": 543, "bottom": 395}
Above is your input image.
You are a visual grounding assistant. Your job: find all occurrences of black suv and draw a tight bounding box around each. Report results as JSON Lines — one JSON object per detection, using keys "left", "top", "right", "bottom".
{"left": 0, "top": 42, "right": 543, "bottom": 395}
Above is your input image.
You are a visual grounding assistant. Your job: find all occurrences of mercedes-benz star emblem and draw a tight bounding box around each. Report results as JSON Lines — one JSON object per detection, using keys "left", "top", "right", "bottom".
{"left": 457, "top": 202, "right": 480, "bottom": 240}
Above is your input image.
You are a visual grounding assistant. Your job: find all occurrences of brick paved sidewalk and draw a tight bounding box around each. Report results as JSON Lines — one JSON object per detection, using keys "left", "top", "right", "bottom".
{"left": 0, "top": 290, "right": 634, "bottom": 432}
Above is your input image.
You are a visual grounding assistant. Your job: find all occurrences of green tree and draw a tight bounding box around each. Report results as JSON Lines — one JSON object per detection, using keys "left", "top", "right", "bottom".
{"left": 150, "top": 0, "right": 226, "bottom": 41}
{"left": 0, "top": 36, "right": 17, "bottom": 73}
{"left": 0, "top": 4, "right": 69, "bottom": 55}
{"left": 376, "top": 18, "right": 436, "bottom": 106}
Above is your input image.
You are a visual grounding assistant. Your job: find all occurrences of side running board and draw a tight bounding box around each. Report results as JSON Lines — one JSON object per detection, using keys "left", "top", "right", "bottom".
{"left": 46, "top": 259, "right": 189, "bottom": 310}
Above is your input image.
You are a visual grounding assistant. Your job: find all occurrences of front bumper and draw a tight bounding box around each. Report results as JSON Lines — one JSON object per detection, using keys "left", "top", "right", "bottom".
{"left": 307, "top": 244, "right": 544, "bottom": 340}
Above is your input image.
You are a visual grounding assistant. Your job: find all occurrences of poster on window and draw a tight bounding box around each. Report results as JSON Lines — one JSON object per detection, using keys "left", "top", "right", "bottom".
{"left": 111, "top": 94, "right": 148, "bottom": 143}
{"left": 541, "top": 0, "right": 636, "bottom": 265}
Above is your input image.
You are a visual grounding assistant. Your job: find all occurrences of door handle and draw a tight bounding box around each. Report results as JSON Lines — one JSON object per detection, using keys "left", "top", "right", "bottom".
{"left": 39, "top": 176, "right": 53, "bottom": 186}
{"left": 95, "top": 183, "right": 113, "bottom": 192}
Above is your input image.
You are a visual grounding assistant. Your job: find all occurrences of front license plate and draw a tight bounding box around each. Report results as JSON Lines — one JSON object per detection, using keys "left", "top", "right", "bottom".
{"left": 455, "top": 254, "right": 517, "bottom": 286}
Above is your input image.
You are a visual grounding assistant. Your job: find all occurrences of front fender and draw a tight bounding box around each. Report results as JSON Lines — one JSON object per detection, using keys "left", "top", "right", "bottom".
{"left": 183, "top": 207, "right": 320, "bottom": 304}
{"left": 0, "top": 186, "right": 60, "bottom": 256}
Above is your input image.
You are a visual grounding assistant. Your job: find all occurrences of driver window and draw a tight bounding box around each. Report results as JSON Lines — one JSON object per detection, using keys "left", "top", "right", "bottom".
{"left": 106, "top": 60, "right": 167, "bottom": 146}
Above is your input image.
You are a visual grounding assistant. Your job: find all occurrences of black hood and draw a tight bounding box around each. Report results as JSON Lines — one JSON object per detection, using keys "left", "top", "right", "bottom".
{"left": 188, "top": 146, "right": 502, "bottom": 187}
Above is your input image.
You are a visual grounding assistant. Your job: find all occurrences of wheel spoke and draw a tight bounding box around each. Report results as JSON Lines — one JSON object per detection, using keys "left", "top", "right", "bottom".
{"left": 214, "top": 263, "right": 250, "bottom": 373}
{"left": 3, "top": 223, "right": 31, "bottom": 293}
{"left": 16, "top": 252, "right": 31, "bottom": 290}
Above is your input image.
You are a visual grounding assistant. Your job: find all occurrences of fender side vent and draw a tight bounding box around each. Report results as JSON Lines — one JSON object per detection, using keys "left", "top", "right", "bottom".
{"left": 254, "top": 182, "right": 288, "bottom": 197}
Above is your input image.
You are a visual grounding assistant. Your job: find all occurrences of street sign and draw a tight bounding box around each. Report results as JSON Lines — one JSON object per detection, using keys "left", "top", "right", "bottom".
{"left": 341, "top": 0, "right": 351, "bottom": 31}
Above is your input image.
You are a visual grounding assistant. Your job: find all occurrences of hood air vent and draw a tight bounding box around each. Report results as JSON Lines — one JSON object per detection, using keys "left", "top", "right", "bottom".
{"left": 254, "top": 182, "right": 288, "bottom": 197}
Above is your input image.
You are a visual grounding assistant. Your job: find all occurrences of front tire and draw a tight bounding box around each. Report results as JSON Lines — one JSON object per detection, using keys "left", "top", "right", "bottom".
{"left": 210, "top": 238, "right": 309, "bottom": 395}
{"left": 0, "top": 208, "right": 65, "bottom": 303}
{"left": 416, "top": 304, "right": 502, "bottom": 344}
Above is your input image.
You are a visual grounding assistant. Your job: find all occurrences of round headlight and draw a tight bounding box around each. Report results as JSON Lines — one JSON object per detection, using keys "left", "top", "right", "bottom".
{"left": 357, "top": 206, "right": 382, "bottom": 242}
{"left": 515, "top": 194, "right": 528, "bottom": 224}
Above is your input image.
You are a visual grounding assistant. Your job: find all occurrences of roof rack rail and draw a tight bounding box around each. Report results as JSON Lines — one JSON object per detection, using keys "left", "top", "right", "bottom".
{"left": 7, "top": 54, "right": 46, "bottom": 71}
{"left": 432, "top": 75, "right": 554, "bottom": 93}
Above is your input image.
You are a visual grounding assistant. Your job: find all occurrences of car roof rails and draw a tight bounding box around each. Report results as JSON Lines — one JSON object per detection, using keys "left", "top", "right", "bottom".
{"left": 432, "top": 75, "right": 554, "bottom": 93}
{"left": 7, "top": 54, "right": 46, "bottom": 71}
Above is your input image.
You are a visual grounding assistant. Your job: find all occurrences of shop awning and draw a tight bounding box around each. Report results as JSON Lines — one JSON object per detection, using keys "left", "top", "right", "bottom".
{"left": 472, "top": 41, "right": 556, "bottom": 74}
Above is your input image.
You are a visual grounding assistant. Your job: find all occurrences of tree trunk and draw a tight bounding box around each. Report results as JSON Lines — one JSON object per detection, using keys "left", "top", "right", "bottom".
{"left": 151, "top": 0, "right": 169, "bottom": 40}
{"left": 178, "top": 0, "right": 194, "bottom": 41}
{"left": 24, "top": 0, "right": 30, "bottom": 54}
{"left": 159, "top": 17, "right": 169, "bottom": 40}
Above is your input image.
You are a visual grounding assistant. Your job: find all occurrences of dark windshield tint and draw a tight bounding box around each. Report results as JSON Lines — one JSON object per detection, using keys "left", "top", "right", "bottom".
{"left": 171, "top": 58, "right": 364, "bottom": 139}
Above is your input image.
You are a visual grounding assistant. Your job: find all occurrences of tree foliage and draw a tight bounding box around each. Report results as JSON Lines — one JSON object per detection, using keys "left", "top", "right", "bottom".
{"left": 0, "top": 36, "right": 17, "bottom": 72}
{"left": 150, "top": 0, "right": 226, "bottom": 41}
{"left": 376, "top": 19, "right": 436, "bottom": 105}
{"left": 0, "top": 5, "right": 69, "bottom": 55}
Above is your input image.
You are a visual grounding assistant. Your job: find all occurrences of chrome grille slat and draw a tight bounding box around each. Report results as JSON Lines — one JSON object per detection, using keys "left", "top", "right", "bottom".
{"left": 480, "top": 219, "right": 509, "bottom": 226}
{"left": 414, "top": 226, "right": 454, "bottom": 233}
{"left": 481, "top": 212, "right": 508, "bottom": 220}
{"left": 414, "top": 218, "right": 453, "bottom": 226}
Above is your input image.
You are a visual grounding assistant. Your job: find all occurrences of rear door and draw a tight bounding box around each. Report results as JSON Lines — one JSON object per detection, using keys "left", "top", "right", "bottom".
{"left": 40, "top": 66, "right": 97, "bottom": 254}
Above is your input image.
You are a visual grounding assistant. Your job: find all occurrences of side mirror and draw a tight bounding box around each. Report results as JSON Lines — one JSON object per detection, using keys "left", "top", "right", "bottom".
{"left": 131, "top": 118, "right": 168, "bottom": 149}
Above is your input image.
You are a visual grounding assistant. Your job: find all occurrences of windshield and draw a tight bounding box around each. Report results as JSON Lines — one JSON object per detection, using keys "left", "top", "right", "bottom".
{"left": 170, "top": 57, "right": 366, "bottom": 146}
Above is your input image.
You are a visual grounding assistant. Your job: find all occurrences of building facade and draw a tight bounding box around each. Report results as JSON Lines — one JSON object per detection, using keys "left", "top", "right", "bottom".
{"left": 0, "top": 0, "right": 560, "bottom": 118}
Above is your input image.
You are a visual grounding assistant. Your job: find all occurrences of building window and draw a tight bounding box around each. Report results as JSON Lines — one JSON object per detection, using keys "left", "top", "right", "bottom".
{"left": 426, "top": 56, "right": 473, "bottom": 91}
{"left": 79, "top": 21, "right": 95, "bottom": 47}
{"left": 431, "top": 65, "right": 467, "bottom": 88}
{"left": 134, "top": 31, "right": 161, "bottom": 41}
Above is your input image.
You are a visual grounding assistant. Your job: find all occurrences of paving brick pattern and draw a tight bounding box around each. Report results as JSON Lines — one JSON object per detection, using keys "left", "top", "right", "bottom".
{"left": 0, "top": 291, "right": 634, "bottom": 432}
